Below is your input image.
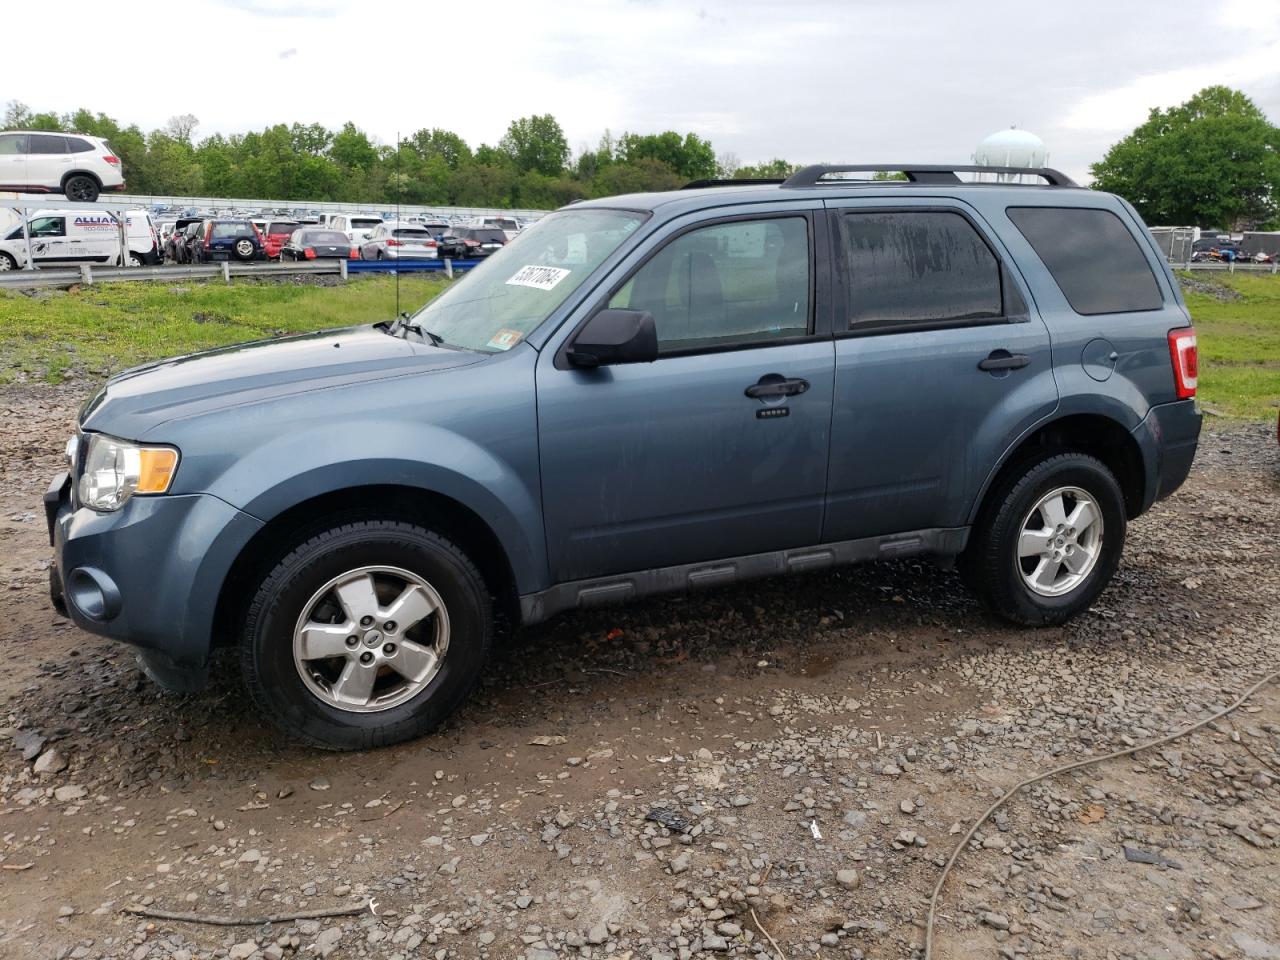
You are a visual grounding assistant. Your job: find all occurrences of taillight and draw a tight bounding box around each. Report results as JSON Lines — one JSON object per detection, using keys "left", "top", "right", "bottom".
{"left": 386, "top": 238, "right": 402, "bottom": 247}
{"left": 203, "top": 230, "right": 211, "bottom": 249}
{"left": 427, "top": 240, "right": 437, "bottom": 247}
{"left": 304, "top": 248, "right": 316, "bottom": 259}
{"left": 103, "top": 155, "right": 120, "bottom": 165}
{"left": 350, "top": 248, "right": 360, "bottom": 259}
{"left": 1168, "top": 328, "right": 1198, "bottom": 399}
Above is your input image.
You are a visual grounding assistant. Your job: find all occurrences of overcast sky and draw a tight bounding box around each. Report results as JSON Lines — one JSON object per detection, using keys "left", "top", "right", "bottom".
{"left": 8, "top": 0, "right": 1280, "bottom": 183}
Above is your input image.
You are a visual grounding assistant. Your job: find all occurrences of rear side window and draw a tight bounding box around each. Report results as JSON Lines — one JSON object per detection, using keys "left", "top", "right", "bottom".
{"left": 840, "top": 211, "right": 1003, "bottom": 330}
{"left": 29, "top": 134, "right": 68, "bottom": 153}
{"left": 1006, "top": 207, "right": 1162, "bottom": 315}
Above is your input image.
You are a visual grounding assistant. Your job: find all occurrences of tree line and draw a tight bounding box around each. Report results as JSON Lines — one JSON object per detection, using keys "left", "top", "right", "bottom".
{"left": 5, "top": 85, "right": 1279, "bottom": 228}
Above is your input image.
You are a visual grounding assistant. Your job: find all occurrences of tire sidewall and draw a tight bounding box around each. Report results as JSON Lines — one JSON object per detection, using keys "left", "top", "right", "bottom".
{"left": 242, "top": 523, "right": 490, "bottom": 749}
{"left": 979, "top": 455, "right": 1126, "bottom": 624}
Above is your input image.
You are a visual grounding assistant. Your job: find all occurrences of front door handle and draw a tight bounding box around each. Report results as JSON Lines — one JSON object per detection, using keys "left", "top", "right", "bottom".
{"left": 978, "top": 351, "right": 1030, "bottom": 372}
{"left": 745, "top": 374, "right": 809, "bottom": 399}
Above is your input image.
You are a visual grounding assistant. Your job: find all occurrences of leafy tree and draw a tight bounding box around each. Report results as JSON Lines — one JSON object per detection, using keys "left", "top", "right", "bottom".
{"left": 499, "top": 114, "right": 569, "bottom": 177}
{"left": 2, "top": 100, "right": 31, "bottom": 129}
{"left": 1091, "top": 85, "right": 1280, "bottom": 229}
{"left": 409, "top": 128, "right": 472, "bottom": 169}
{"left": 590, "top": 157, "right": 684, "bottom": 196}
{"left": 617, "top": 131, "right": 717, "bottom": 181}
{"left": 734, "top": 158, "right": 799, "bottom": 179}
{"left": 330, "top": 122, "right": 378, "bottom": 170}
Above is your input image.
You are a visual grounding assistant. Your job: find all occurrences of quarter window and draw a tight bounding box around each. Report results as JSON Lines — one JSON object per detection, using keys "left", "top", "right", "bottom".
{"left": 840, "top": 211, "right": 1003, "bottom": 330}
{"left": 609, "top": 217, "right": 811, "bottom": 354}
{"left": 65, "top": 137, "right": 94, "bottom": 153}
{"left": 1006, "top": 206, "right": 1162, "bottom": 315}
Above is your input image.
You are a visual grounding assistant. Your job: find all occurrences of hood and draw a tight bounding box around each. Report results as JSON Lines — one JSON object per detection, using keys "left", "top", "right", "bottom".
{"left": 80, "top": 325, "right": 483, "bottom": 439}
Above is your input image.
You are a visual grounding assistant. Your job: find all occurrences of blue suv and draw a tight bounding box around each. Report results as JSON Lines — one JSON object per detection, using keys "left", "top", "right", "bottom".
{"left": 46, "top": 165, "right": 1201, "bottom": 749}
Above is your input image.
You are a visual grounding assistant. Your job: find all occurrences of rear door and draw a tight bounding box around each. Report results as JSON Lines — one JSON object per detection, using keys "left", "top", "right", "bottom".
{"left": 26, "top": 134, "right": 70, "bottom": 189}
{"left": 821, "top": 198, "right": 1058, "bottom": 543}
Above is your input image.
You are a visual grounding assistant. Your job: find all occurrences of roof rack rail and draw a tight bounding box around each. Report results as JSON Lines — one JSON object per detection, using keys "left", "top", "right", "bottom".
{"left": 682, "top": 177, "right": 787, "bottom": 189}
{"left": 781, "top": 164, "right": 1078, "bottom": 188}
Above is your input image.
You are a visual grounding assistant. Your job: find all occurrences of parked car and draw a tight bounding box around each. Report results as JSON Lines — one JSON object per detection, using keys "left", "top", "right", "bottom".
{"left": 360, "top": 221, "right": 439, "bottom": 260}
{"left": 0, "top": 208, "right": 159, "bottom": 269}
{"left": 451, "top": 227, "right": 507, "bottom": 258}
{"left": 171, "top": 221, "right": 205, "bottom": 264}
{"left": 464, "top": 216, "right": 520, "bottom": 240}
{"left": 44, "top": 163, "right": 1201, "bottom": 749}
{"left": 0, "top": 131, "right": 125, "bottom": 202}
{"left": 191, "top": 219, "right": 265, "bottom": 263}
{"left": 279, "top": 227, "right": 360, "bottom": 260}
{"left": 261, "top": 220, "right": 301, "bottom": 260}
{"left": 330, "top": 214, "right": 384, "bottom": 246}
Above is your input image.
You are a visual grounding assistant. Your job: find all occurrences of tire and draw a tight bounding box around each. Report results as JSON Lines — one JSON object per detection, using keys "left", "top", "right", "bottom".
{"left": 128, "top": 253, "right": 144, "bottom": 267}
{"left": 0, "top": 252, "right": 15, "bottom": 271}
{"left": 232, "top": 238, "right": 256, "bottom": 262}
{"left": 63, "top": 174, "right": 99, "bottom": 203}
{"left": 960, "top": 452, "right": 1126, "bottom": 626}
{"left": 240, "top": 520, "right": 493, "bottom": 750}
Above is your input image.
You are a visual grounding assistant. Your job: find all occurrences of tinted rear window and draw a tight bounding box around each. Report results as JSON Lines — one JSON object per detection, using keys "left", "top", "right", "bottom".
{"left": 350, "top": 218, "right": 381, "bottom": 229}
{"left": 840, "top": 211, "right": 1003, "bottom": 329}
{"left": 393, "top": 229, "right": 433, "bottom": 240}
{"left": 470, "top": 229, "right": 506, "bottom": 242}
{"left": 305, "top": 231, "right": 350, "bottom": 245}
{"left": 1006, "top": 207, "right": 1162, "bottom": 315}
{"left": 267, "top": 221, "right": 299, "bottom": 235}
{"left": 211, "top": 222, "right": 254, "bottom": 239}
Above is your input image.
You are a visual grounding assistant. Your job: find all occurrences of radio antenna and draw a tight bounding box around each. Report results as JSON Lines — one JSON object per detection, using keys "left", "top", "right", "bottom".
{"left": 395, "top": 129, "right": 401, "bottom": 321}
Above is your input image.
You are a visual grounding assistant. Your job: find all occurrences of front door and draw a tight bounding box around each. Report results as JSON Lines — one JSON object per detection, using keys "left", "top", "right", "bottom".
{"left": 537, "top": 211, "right": 835, "bottom": 582}
{"left": 821, "top": 200, "right": 1059, "bottom": 542}
{"left": 26, "top": 215, "right": 68, "bottom": 265}
{"left": 0, "top": 133, "right": 26, "bottom": 188}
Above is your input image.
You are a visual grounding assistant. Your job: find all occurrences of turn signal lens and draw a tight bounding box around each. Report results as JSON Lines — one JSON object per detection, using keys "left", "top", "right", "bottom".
{"left": 137, "top": 448, "right": 179, "bottom": 493}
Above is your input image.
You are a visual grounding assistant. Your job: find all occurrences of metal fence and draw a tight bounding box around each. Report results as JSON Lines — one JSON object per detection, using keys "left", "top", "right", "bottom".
{"left": 0, "top": 257, "right": 478, "bottom": 290}
{"left": 108, "top": 192, "right": 549, "bottom": 223}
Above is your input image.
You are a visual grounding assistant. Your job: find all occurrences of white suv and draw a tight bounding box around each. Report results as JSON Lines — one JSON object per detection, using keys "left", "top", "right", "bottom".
{"left": 0, "top": 131, "right": 125, "bottom": 202}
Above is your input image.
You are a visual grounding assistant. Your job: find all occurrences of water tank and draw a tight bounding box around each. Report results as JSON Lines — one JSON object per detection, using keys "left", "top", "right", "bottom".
{"left": 973, "top": 128, "right": 1047, "bottom": 177}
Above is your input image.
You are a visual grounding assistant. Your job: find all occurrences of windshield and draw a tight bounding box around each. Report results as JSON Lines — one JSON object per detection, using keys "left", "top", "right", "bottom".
{"left": 409, "top": 208, "right": 645, "bottom": 353}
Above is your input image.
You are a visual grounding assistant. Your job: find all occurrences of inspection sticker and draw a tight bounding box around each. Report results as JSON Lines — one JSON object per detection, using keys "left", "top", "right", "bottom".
{"left": 486, "top": 328, "right": 524, "bottom": 351}
{"left": 506, "top": 264, "right": 570, "bottom": 290}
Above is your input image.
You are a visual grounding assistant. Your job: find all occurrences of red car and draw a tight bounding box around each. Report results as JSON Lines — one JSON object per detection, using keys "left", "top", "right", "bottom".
{"left": 261, "top": 220, "right": 300, "bottom": 260}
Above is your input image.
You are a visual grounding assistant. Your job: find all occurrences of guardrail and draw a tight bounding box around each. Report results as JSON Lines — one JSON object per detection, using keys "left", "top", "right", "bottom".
{"left": 0, "top": 257, "right": 480, "bottom": 290}
{"left": 1177, "top": 260, "right": 1278, "bottom": 274}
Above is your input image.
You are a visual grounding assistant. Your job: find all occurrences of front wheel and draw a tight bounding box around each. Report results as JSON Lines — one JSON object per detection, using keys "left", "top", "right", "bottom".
{"left": 240, "top": 520, "right": 492, "bottom": 750}
{"left": 0, "top": 252, "right": 16, "bottom": 271}
{"left": 961, "top": 453, "right": 1126, "bottom": 626}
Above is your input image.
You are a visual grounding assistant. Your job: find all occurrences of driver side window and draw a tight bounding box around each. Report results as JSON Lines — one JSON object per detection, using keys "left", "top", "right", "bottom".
{"left": 29, "top": 216, "right": 65, "bottom": 238}
{"left": 609, "top": 216, "right": 811, "bottom": 355}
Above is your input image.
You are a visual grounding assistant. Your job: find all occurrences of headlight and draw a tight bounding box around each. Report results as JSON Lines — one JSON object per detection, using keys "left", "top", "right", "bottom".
{"left": 78, "top": 433, "right": 179, "bottom": 512}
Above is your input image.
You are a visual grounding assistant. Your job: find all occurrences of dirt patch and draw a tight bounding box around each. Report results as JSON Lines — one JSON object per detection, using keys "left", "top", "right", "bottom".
{"left": 1, "top": 384, "right": 1278, "bottom": 960}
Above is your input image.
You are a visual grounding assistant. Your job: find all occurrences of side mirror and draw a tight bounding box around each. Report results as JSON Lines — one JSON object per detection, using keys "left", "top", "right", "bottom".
{"left": 568, "top": 309, "right": 658, "bottom": 368}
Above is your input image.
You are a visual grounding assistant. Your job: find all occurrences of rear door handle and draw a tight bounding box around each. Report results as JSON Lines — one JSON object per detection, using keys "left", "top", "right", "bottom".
{"left": 745, "top": 375, "right": 810, "bottom": 399}
{"left": 978, "top": 351, "right": 1029, "bottom": 372}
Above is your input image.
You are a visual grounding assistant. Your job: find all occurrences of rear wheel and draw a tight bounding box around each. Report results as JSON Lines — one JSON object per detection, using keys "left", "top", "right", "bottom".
{"left": 961, "top": 452, "right": 1125, "bottom": 626}
{"left": 240, "top": 520, "right": 492, "bottom": 750}
{"left": 63, "top": 174, "right": 99, "bottom": 202}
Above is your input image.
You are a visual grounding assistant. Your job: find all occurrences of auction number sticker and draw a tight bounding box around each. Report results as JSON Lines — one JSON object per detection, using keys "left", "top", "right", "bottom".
{"left": 486, "top": 328, "right": 524, "bottom": 351}
{"left": 506, "top": 265, "right": 570, "bottom": 290}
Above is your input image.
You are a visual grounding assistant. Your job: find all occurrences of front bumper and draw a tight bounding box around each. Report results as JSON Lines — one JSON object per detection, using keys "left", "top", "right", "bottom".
{"left": 47, "top": 476, "right": 262, "bottom": 690}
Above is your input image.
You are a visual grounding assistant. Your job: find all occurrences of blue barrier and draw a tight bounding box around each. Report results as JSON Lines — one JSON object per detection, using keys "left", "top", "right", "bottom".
{"left": 346, "top": 258, "right": 481, "bottom": 274}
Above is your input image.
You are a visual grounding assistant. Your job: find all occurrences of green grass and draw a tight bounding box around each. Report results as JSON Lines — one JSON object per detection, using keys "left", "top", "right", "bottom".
{"left": 0, "top": 275, "right": 450, "bottom": 385}
{"left": 1180, "top": 272, "right": 1280, "bottom": 418}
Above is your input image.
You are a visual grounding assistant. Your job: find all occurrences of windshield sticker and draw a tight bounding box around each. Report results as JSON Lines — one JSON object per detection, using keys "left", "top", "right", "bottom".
{"left": 486, "top": 328, "right": 524, "bottom": 351}
{"left": 506, "top": 264, "right": 570, "bottom": 291}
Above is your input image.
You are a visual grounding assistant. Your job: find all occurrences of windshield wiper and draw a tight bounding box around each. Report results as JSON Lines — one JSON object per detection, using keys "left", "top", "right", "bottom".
{"left": 384, "top": 312, "right": 444, "bottom": 346}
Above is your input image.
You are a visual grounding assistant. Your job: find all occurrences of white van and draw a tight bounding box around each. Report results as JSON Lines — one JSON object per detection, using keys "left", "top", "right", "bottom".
{"left": 0, "top": 208, "right": 159, "bottom": 270}
{"left": 330, "top": 213, "right": 384, "bottom": 245}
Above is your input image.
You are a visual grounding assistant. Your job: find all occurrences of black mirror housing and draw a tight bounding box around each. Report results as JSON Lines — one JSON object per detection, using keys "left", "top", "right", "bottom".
{"left": 568, "top": 309, "right": 658, "bottom": 367}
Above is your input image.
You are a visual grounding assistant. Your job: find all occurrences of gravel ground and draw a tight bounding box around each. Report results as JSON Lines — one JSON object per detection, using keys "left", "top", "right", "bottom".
{"left": 1, "top": 384, "right": 1278, "bottom": 960}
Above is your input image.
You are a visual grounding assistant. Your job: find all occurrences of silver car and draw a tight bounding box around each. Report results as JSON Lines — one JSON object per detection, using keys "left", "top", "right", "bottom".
{"left": 359, "top": 221, "right": 439, "bottom": 261}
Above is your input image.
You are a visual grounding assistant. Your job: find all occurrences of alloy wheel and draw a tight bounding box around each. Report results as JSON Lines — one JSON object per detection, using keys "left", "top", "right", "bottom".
{"left": 1016, "top": 485, "right": 1105, "bottom": 597}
